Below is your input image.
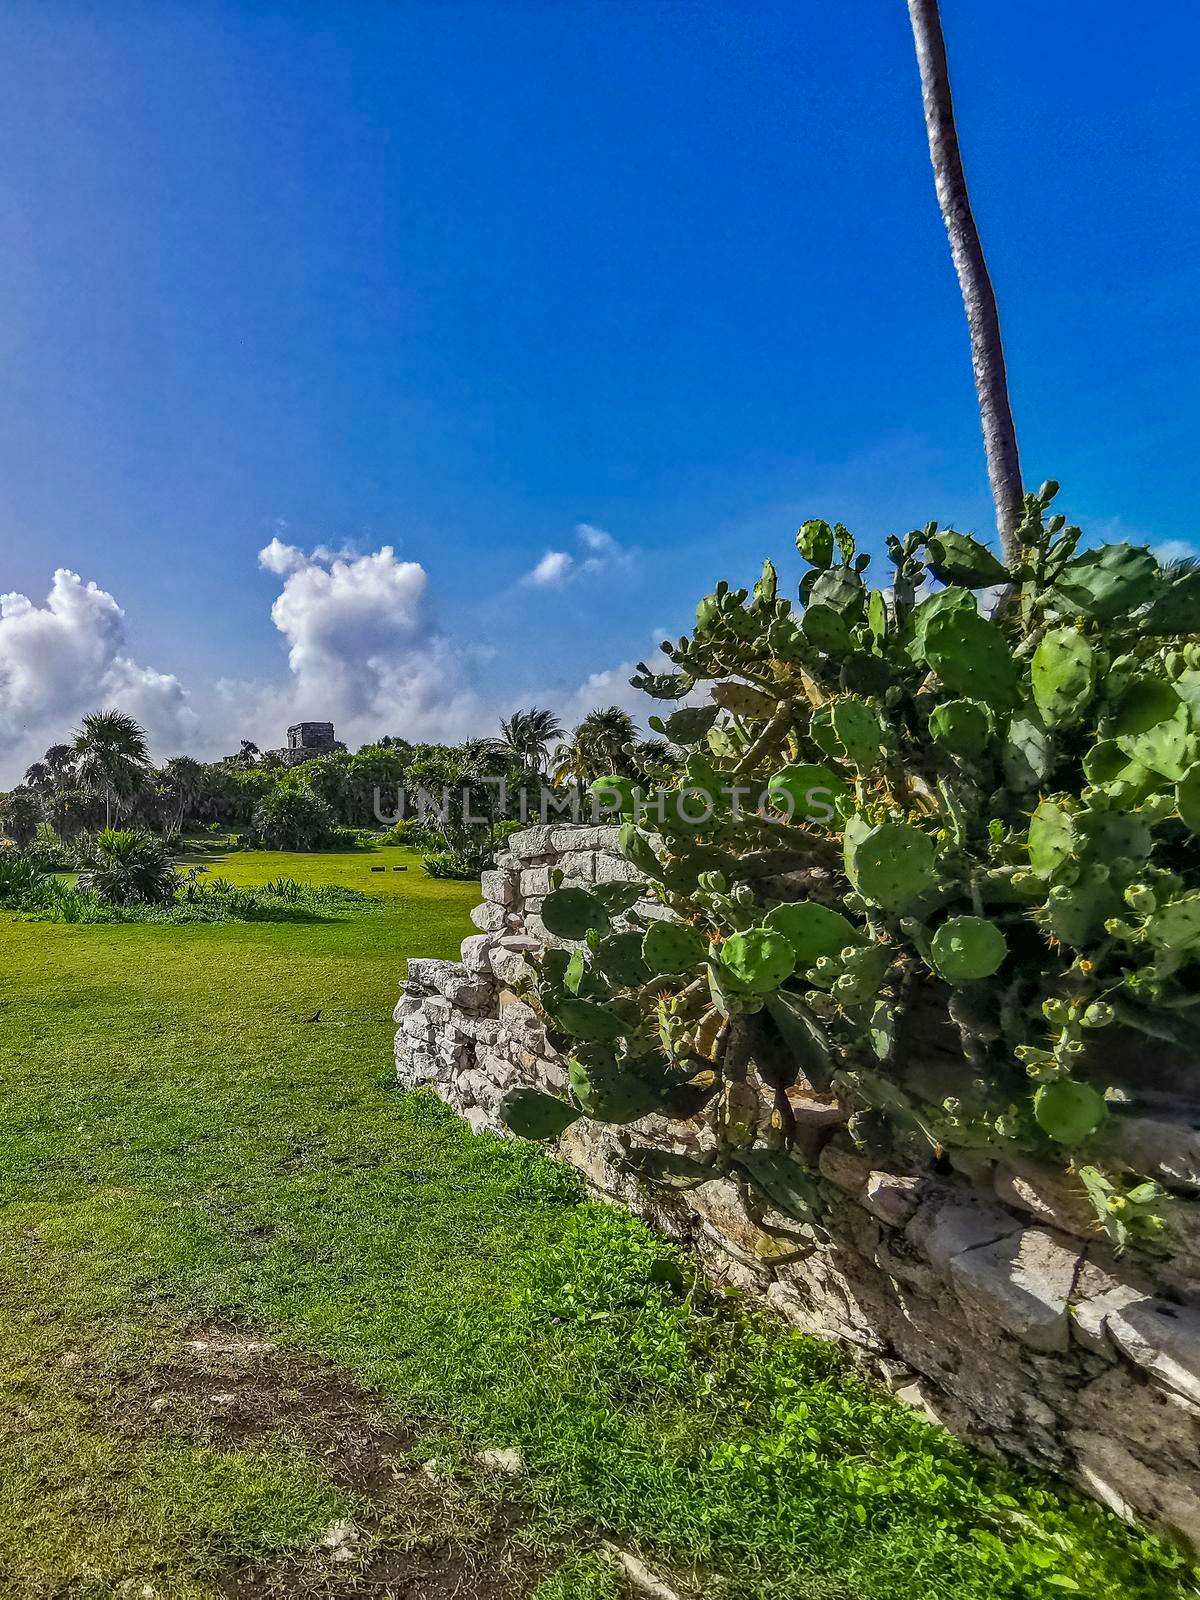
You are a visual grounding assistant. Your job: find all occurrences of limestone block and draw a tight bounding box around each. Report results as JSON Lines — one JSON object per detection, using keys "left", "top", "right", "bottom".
{"left": 453, "top": 1016, "right": 503, "bottom": 1047}
{"left": 593, "top": 853, "right": 644, "bottom": 885}
{"left": 402, "top": 1013, "right": 435, "bottom": 1040}
{"left": 442, "top": 973, "right": 494, "bottom": 1012}
{"left": 1101, "top": 1111, "right": 1200, "bottom": 1194}
{"left": 392, "top": 995, "right": 424, "bottom": 1023}
{"left": 1104, "top": 1296, "right": 1200, "bottom": 1407}
{"left": 785, "top": 1089, "right": 847, "bottom": 1165}
{"left": 558, "top": 851, "right": 598, "bottom": 884}
{"left": 949, "top": 1228, "right": 1082, "bottom": 1353}
{"left": 405, "top": 957, "right": 461, "bottom": 991}
{"left": 520, "top": 1054, "right": 571, "bottom": 1095}
{"left": 490, "top": 946, "right": 534, "bottom": 987}
{"left": 548, "top": 825, "right": 622, "bottom": 855}
{"left": 459, "top": 933, "right": 498, "bottom": 975}
{"left": 817, "top": 1141, "right": 871, "bottom": 1198}
{"left": 993, "top": 1158, "right": 1095, "bottom": 1239}
{"left": 507, "top": 826, "right": 556, "bottom": 859}
{"left": 518, "top": 866, "right": 553, "bottom": 898}
{"left": 693, "top": 1229, "right": 774, "bottom": 1294}
{"left": 470, "top": 901, "right": 507, "bottom": 932}
{"left": 1069, "top": 1261, "right": 1149, "bottom": 1359}
{"left": 498, "top": 993, "right": 546, "bottom": 1053}
{"left": 1069, "top": 1424, "right": 1200, "bottom": 1549}
{"left": 463, "top": 1104, "right": 503, "bottom": 1138}
{"left": 905, "top": 1191, "right": 1021, "bottom": 1276}
{"left": 863, "top": 1172, "right": 925, "bottom": 1229}
{"left": 394, "top": 1040, "right": 438, "bottom": 1092}
{"left": 685, "top": 1178, "right": 809, "bottom": 1267}
{"left": 480, "top": 870, "right": 515, "bottom": 907}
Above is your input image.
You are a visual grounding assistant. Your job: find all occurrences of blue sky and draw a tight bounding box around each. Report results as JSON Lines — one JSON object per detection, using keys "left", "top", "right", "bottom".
{"left": 1, "top": 0, "right": 1197, "bottom": 780}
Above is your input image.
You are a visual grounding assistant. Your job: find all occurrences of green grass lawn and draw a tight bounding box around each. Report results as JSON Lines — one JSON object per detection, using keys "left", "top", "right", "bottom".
{"left": 0, "top": 846, "right": 1193, "bottom": 1599}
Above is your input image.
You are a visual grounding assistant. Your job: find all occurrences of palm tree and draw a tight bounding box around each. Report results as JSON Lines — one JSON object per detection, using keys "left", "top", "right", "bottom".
{"left": 159, "top": 755, "right": 206, "bottom": 839}
{"left": 907, "top": 0, "right": 1023, "bottom": 559}
{"left": 498, "top": 708, "right": 564, "bottom": 775}
{"left": 72, "top": 710, "right": 152, "bottom": 829}
{"left": 552, "top": 707, "right": 639, "bottom": 789}
{"left": 0, "top": 786, "right": 42, "bottom": 847}
{"left": 25, "top": 743, "right": 77, "bottom": 793}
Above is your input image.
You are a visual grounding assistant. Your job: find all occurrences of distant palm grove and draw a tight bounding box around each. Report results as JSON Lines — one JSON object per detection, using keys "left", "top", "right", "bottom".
{"left": 0, "top": 704, "right": 675, "bottom": 878}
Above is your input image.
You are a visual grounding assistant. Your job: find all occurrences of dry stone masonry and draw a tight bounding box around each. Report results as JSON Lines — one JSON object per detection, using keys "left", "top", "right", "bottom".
{"left": 395, "top": 824, "right": 1200, "bottom": 1546}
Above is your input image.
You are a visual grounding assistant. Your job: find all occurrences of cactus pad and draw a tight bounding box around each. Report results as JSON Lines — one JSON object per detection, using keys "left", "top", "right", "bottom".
{"left": 928, "top": 697, "right": 992, "bottom": 759}
{"left": 661, "top": 704, "right": 720, "bottom": 745}
{"left": 764, "top": 900, "right": 863, "bottom": 963}
{"left": 1178, "top": 767, "right": 1200, "bottom": 836}
{"left": 711, "top": 680, "right": 778, "bottom": 719}
{"left": 905, "top": 585, "right": 977, "bottom": 662}
{"left": 830, "top": 696, "right": 885, "bottom": 769}
{"left": 1033, "top": 1079, "right": 1108, "bottom": 1145}
{"left": 1027, "top": 799, "right": 1075, "bottom": 875}
{"left": 589, "top": 774, "right": 639, "bottom": 815}
{"left": 555, "top": 997, "right": 625, "bottom": 1043}
{"left": 1145, "top": 892, "right": 1200, "bottom": 953}
{"left": 618, "top": 821, "right": 662, "bottom": 878}
{"left": 801, "top": 603, "right": 852, "bottom": 654}
{"left": 1054, "top": 543, "right": 1160, "bottom": 621}
{"left": 568, "top": 1055, "right": 661, "bottom": 1124}
{"left": 766, "top": 762, "right": 847, "bottom": 824}
{"left": 846, "top": 821, "right": 937, "bottom": 911}
{"left": 921, "top": 610, "right": 1021, "bottom": 710}
{"left": 595, "top": 931, "right": 652, "bottom": 987}
{"left": 642, "top": 920, "right": 708, "bottom": 974}
{"left": 720, "top": 927, "right": 796, "bottom": 992}
{"left": 808, "top": 564, "right": 865, "bottom": 619}
{"left": 924, "top": 531, "right": 1010, "bottom": 588}
{"left": 797, "top": 518, "right": 835, "bottom": 567}
{"left": 930, "top": 915, "right": 1008, "bottom": 981}
{"left": 1032, "top": 627, "right": 1095, "bottom": 727}
{"left": 541, "top": 887, "right": 610, "bottom": 940}
{"left": 1003, "top": 711, "right": 1054, "bottom": 792}
{"left": 498, "top": 1087, "right": 581, "bottom": 1141}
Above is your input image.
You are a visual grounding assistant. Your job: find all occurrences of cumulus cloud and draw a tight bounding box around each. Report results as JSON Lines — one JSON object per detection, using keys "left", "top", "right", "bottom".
{"left": 234, "top": 541, "right": 490, "bottom": 749}
{"left": 521, "top": 523, "right": 634, "bottom": 588}
{"left": 0, "top": 569, "right": 195, "bottom": 783}
{"left": 524, "top": 550, "right": 575, "bottom": 589}
{"left": 257, "top": 536, "right": 308, "bottom": 577}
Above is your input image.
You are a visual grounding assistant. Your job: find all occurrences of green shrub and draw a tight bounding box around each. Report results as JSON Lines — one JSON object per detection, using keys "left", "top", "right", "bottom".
{"left": 75, "top": 829, "right": 179, "bottom": 906}
{"left": 0, "top": 850, "right": 56, "bottom": 909}
{"left": 248, "top": 784, "right": 336, "bottom": 851}
{"left": 421, "top": 848, "right": 486, "bottom": 880}
{"left": 504, "top": 486, "right": 1200, "bottom": 1250}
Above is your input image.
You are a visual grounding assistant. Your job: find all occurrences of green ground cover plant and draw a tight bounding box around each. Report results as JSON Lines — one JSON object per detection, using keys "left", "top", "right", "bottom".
{"left": 0, "top": 847, "right": 1193, "bottom": 1597}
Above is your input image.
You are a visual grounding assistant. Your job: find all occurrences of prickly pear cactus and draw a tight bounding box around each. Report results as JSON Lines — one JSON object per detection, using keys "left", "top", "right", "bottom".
{"left": 509, "top": 483, "right": 1200, "bottom": 1254}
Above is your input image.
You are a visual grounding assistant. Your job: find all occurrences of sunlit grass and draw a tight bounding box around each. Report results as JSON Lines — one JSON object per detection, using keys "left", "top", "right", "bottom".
{"left": 0, "top": 845, "right": 1192, "bottom": 1598}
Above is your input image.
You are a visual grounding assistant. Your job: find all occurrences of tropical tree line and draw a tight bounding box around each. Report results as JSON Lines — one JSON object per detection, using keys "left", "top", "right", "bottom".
{"left": 0, "top": 704, "right": 674, "bottom": 857}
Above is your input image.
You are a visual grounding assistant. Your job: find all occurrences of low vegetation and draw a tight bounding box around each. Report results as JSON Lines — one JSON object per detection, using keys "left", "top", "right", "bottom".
{"left": 0, "top": 847, "right": 1193, "bottom": 1596}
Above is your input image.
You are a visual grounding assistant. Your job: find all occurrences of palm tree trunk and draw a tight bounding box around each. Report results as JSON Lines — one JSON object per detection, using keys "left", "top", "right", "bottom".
{"left": 907, "top": 0, "right": 1023, "bottom": 561}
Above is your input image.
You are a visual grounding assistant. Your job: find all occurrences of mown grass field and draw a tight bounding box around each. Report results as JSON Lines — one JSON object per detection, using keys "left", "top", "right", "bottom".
{"left": 0, "top": 845, "right": 1193, "bottom": 1599}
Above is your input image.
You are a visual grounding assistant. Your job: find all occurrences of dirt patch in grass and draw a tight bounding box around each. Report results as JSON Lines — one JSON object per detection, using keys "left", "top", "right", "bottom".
{"left": 126, "top": 1326, "right": 416, "bottom": 1500}
{"left": 99, "top": 1326, "right": 548, "bottom": 1599}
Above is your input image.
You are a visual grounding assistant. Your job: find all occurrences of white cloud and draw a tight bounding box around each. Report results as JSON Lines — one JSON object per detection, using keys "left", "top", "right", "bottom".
{"left": 520, "top": 523, "right": 635, "bottom": 588}
{"left": 0, "top": 569, "right": 195, "bottom": 783}
{"left": 1154, "top": 538, "right": 1198, "bottom": 566}
{"left": 257, "top": 536, "right": 308, "bottom": 577}
{"left": 238, "top": 541, "right": 491, "bottom": 750}
{"left": 524, "top": 550, "right": 575, "bottom": 588}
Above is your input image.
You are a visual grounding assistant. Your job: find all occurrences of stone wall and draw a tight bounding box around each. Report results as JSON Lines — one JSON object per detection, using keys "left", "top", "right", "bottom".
{"left": 394, "top": 824, "right": 1200, "bottom": 1546}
